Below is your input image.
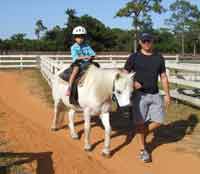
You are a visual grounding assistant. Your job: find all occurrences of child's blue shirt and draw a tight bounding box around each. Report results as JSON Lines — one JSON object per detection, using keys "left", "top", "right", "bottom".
{"left": 70, "top": 43, "right": 96, "bottom": 63}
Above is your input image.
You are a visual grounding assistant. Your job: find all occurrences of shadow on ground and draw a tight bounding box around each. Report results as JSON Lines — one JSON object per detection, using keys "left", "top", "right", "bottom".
{"left": 75, "top": 108, "right": 136, "bottom": 157}
{"left": 147, "top": 114, "right": 199, "bottom": 153}
{"left": 59, "top": 108, "right": 199, "bottom": 157}
{"left": 0, "top": 151, "right": 54, "bottom": 174}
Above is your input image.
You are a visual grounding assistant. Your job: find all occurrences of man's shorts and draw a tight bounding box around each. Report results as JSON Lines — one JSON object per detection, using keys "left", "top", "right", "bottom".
{"left": 132, "top": 91, "right": 165, "bottom": 125}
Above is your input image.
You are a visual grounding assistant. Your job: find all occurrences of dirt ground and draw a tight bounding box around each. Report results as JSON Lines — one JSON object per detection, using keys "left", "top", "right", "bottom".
{"left": 0, "top": 69, "right": 200, "bottom": 174}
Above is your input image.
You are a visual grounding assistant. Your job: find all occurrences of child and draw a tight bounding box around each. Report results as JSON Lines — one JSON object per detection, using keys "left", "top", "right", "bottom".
{"left": 66, "top": 26, "right": 96, "bottom": 96}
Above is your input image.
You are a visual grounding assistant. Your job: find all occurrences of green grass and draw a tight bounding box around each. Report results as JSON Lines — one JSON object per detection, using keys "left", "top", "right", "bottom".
{"left": 20, "top": 69, "right": 54, "bottom": 107}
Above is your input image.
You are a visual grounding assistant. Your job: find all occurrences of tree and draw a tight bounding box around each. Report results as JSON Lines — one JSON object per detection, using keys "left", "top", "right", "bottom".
{"left": 10, "top": 33, "right": 26, "bottom": 41}
{"left": 63, "top": 9, "right": 117, "bottom": 51}
{"left": 0, "top": 38, "right": 3, "bottom": 53}
{"left": 44, "top": 25, "right": 65, "bottom": 51}
{"left": 187, "top": 19, "right": 200, "bottom": 56}
{"left": 116, "top": 0, "right": 165, "bottom": 52}
{"left": 153, "top": 28, "right": 179, "bottom": 53}
{"left": 35, "top": 19, "right": 47, "bottom": 40}
{"left": 165, "top": 0, "right": 200, "bottom": 55}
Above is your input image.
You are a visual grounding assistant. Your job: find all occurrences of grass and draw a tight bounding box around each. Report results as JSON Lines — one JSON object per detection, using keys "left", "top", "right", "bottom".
{"left": 19, "top": 69, "right": 54, "bottom": 107}
{"left": 153, "top": 101, "right": 200, "bottom": 156}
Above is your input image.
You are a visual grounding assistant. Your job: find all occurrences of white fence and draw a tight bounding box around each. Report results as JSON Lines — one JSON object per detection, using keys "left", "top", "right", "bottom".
{"left": 0, "top": 55, "right": 39, "bottom": 69}
{"left": 1, "top": 54, "right": 200, "bottom": 107}
{"left": 163, "top": 62, "right": 200, "bottom": 107}
{"left": 0, "top": 54, "right": 180, "bottom": 69}
{"left": 39, "top": 56, "right": 200, "bottom": 108}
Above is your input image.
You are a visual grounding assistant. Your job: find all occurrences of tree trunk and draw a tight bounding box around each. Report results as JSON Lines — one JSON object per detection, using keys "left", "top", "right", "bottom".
{"left": 181, "top": 33, "right": 185, "bottom": 56}
{"left": 133, "top": 17, "right": 139, "bottom": 53}
{"left": 193, "top": 42, "right": 196, "bottom": 56}
{"left": 134, "top": 32, "right": 137, "bottom": 53}
{"left": 134, "top": 25, "right": 139, "bottom": 53}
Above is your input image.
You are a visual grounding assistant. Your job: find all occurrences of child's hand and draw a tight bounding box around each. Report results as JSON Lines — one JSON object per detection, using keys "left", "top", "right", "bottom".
{"left": 85, "top": 56, "right": 90, "bottom": 60}
{"left": 89, "top": 56, "right": 95, "bottom": 61}
{"left": 79, "top": 56, "right": 89, "bottom": 60}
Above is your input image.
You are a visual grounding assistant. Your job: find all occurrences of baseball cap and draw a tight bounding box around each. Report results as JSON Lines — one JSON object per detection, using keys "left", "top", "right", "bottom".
{"left": 139, "top": 33, "right": 154, "bottom": 41}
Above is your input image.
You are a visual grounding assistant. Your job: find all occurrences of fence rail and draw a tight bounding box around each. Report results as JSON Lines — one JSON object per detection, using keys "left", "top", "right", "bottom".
{"left": 0, "top": 55, "right": 39, "bottom": 69}
{"left": 0, "top": 54, "right": 181, "bottom": 69}
{"left": 1, "top": 54, "right": 200, "bottom": 107}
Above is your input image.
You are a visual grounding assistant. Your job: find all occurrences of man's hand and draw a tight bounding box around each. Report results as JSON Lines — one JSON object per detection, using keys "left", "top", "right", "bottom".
{"left": 164, "top": 94, "right": 171, "bottom": 109}
{"left": 134, "top": 81, "right": 142, "bottom": 90}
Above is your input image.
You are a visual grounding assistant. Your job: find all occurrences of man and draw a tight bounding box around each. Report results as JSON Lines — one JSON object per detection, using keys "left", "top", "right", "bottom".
{"left": 124, "top": 33, "right": 171, "bottom": 162}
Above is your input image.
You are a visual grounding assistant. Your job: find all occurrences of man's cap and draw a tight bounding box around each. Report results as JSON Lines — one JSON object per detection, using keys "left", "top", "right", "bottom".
{"left": 139, "top": 33, "right": 154, "bottom": 41}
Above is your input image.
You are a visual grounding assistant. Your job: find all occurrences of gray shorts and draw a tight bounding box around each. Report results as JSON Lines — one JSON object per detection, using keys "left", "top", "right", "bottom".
{"left": 132, "top": 91, "right": 165, "bottom": 125}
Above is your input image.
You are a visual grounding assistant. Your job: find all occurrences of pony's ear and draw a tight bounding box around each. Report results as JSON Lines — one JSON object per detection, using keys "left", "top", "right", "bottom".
{"left": 129, "top": 72, "right": 135, "bottom": 79}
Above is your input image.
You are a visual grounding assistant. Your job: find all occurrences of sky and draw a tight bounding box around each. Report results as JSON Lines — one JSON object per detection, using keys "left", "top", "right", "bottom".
{"left": 0, "top": 0, "right": 200, "bottom": 39}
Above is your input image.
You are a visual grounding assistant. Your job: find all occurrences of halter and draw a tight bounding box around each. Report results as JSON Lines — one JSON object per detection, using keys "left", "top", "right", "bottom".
{"left": 111, "top": 78, "right": 120, "bottom": 109}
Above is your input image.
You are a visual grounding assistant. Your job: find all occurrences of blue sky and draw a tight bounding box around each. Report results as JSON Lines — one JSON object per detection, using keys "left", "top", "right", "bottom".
{"left": 0, "top": 0, "right": 199, "bottom": 39}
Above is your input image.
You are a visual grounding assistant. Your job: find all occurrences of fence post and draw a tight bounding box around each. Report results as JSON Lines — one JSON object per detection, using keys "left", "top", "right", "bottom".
{"left": 166, "top": 68, "right": 170, "bottom": 79}
{"left": 20, "top": 56, "right": 23, "bottom": 70}
{"left": 176, "top": 54, "right": 180, "bottom": 63}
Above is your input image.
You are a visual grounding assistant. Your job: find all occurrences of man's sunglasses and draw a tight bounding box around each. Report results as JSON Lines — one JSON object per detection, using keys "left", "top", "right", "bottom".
{"left": 141, "top": 39, "right": 153, "bottom": 44}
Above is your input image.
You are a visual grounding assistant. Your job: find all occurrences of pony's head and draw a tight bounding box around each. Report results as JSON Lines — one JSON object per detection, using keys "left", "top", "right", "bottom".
{"left": 113, "top": 72, "right": 135, "bottom": 107}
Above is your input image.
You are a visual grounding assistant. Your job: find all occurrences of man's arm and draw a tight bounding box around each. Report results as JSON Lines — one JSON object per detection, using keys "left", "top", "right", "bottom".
{"left": 160, "top": 72, "right": 171, "bottom": 107}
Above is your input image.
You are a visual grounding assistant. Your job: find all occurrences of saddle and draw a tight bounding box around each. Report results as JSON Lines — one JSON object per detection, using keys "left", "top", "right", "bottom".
{"left": 59, "top": 61, "right": 100, "bottom": 106}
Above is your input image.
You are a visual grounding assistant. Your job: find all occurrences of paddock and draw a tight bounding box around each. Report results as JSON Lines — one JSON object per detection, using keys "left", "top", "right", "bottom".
{"left": 0, "top": 55, "right": 200, "bottom": 174}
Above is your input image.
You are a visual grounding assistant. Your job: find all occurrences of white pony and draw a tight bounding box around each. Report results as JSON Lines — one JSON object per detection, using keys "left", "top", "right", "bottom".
{"left": 51, "top": 65, "right": 134, "bottom": 157}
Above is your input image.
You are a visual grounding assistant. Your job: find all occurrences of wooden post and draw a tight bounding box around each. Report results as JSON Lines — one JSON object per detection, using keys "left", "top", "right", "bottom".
{"left": 166, "top": 68, "right": 170, "bottom": 79}
{"left": 20, "top": 56, "right": 23, "bottom": 70}
{"left": 176, "top": 54, "right": 180, "bottom": 63}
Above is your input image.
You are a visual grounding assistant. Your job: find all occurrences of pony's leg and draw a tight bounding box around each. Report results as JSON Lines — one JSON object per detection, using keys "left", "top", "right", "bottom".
{"left": 51, "top": 100, "right": 60, "bottom": 131}
{"left": 100, "top": 112, "right": 111, "bottom": 157}
{"left": 83, "top": 108, "right": 92, "bottom": 151}
{"left": 68, "top": 109, "right": 79, "bottom": 139}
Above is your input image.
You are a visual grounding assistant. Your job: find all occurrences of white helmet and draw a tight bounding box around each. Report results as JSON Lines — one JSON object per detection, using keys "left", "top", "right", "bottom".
{"left": 72, "top": 26, "right": 87, "bottom": 35}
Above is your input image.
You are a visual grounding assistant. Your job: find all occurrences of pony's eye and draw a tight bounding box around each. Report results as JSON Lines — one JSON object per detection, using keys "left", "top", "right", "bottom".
{"left": 116, "top": 90, "right": 122, "bottom": 94}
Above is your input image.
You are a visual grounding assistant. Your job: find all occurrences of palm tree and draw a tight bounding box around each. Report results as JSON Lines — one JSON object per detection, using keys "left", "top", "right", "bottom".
{"left": 35, "top": 19, "right": 47, "bottom": 40}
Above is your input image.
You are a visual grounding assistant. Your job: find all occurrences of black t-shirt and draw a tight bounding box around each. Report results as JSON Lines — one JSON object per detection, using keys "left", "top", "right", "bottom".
{"left": 124, "top": 51, "right": 166, "bottom": 94}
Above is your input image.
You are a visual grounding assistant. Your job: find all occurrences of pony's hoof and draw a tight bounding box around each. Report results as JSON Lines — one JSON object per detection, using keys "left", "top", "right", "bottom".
{"left": 101, "top": 151, "right": 111, "bottom": 158}
{"left": 71, "top": 134, "right": 79, "bottom": 140}
{"left": 51, "top": 127, "right": 59, "bottom": 132}
{"left": 84, "top": 145, "right": 92, "bottom": 152}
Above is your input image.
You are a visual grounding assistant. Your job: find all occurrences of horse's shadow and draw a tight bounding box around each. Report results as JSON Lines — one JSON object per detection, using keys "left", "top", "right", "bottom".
{"left": 0, "top": 151, "right": 54, "bottom": 174}
{"left": 75, "top": 109, "right": 135, "bottom": 156}
{"left": 60, "top": 110, "right": 199, "bottom": 157}
{"left": 147, "top": 114, "right": 199, "bottom": 154}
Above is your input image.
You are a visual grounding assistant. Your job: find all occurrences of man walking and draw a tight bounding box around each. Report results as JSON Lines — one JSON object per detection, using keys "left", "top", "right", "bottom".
{"left": 124, "top": 33, "right": 171, "bottom": 162}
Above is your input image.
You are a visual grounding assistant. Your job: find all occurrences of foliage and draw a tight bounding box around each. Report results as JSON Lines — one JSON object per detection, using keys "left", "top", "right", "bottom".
{"left": 0, "top": 2, "right": 200, "bottom": 54}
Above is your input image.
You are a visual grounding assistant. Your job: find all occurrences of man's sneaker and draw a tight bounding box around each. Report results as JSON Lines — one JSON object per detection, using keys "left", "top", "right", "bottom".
{"left": 139, "top": 149, "right": 151, "bottom": 163}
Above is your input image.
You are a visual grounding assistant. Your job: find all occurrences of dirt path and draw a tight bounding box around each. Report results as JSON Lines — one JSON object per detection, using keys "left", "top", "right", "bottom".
{"left": 0, "top": 70, "right": 200, "bottom": 174}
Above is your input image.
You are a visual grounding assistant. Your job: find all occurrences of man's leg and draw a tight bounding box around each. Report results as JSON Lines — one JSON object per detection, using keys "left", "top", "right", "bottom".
{"left": 147, "top": 94, "right": 165, "bottom": 136}
{"left": 136, "top": 121, "right": 161, "bottom": 149}
{"left": 136, "top": 123, "right": 151, "bottom": 163}
{"left": 132, "top": 92, "right": 151, "bottom": 162}
{"left": 136, "top": 124, "right": 146, "bottom": 150}
{"left": 147, "top": 122, "right": 162, "bottom": 133}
